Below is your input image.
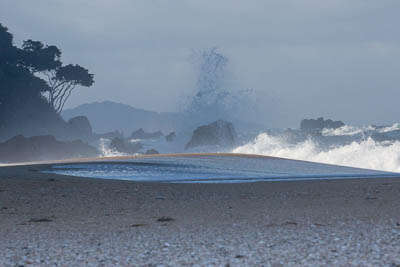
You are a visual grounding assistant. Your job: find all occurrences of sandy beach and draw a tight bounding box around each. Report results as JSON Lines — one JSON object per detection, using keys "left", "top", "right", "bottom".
{"left": 1, "top": 155, "right": 400, "bottom": 266}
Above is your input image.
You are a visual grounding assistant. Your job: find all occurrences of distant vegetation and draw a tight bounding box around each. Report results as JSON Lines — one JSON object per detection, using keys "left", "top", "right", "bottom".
{"left": 0, "top": 23, "right": 94, "bottom": 140}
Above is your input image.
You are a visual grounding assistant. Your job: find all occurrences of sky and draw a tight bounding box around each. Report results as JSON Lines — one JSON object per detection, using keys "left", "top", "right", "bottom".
{"left": 1, "top": 0, "right": 400, "bottom": 128}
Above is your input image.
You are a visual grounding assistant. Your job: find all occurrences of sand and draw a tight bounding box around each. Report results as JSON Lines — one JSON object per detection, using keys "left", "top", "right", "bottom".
{"left": 1, "top": 155, "right": 400, "bottom": 266}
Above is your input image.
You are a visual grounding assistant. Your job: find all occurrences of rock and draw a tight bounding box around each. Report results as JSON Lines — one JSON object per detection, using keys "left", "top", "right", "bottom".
{"left": 67, "top": 116, "right": 93, "bottom": 140}
{"left": 109, "top": 137, "right": 142, "bottom": 154}
{"left": 300, "top": 117, "right": 344, "bottom": 131}
{"left": 185, "top": 120, "right": 237, "bottom": 150}
{"left": 157, "top": 216, "right": 174, "bottom": 222}
{"left": 0, "top": 135, "right": 98, "bottom": 163}
{"left": 28, "top": 218, "right": 53, "bottom": 223}
{"left": 145, "top": 149, "right": 160, "bottom": 155}
{"left": 165, "top": 132, "right": 176, "bottom": 142}
{"left": 130, "top": 128, "right": 164, "bottom": 140}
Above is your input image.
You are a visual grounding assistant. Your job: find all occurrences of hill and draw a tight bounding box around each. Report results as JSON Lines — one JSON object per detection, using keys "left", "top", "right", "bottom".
{"left": 62, "top": 101, "right": 185, "bottom": 135}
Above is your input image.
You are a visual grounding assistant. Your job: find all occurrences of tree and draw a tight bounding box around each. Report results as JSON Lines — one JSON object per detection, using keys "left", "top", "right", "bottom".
{"left": 45, "top": 64, "right": 94, "bottom": 113}
{"left": 21, "top": 40, "right": 94, "bottom": 113}
{"left": 0, "top": 23, "right": 95, "bottom": 140}
{"left": 21, "top": 40, "right": 62, "bottom": 73}
{"left": 0, "top": 25, "right": 51, "bottom": 133}
{"left": 0, "top": 27, "right": 50, "bottom": 110}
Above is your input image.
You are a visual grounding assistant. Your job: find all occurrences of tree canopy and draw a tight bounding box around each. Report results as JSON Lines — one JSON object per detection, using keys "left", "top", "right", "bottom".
{"left": 49, "top": 64, "right": 94, "bottom": 113}
{"left": 0, "top": 25, "right": 50, "bottom": 124}
{"left": 21, "top": 39, "right": 62, "bottom": 73}
{"left": 19, "top": 38, "right": 94, "bottom": 113}
{"left": 0, "top": 23, "right": 94, "bottom": 139}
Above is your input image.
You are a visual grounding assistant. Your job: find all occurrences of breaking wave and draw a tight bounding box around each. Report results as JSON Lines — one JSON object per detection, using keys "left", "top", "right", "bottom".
{"left": 321, "top": 125, "right": 375, "bottom": 136}
{"left": 378, "top": 123, "right": 400, "bottom": 133}
{"left": 98, "top": 138, "right": 126, "bottom": 157}
{"left": 233, "top": 132, "right": 400, "bottom": 173}
{"left": 321, "top": 123, "right": 400, "bottom": 136}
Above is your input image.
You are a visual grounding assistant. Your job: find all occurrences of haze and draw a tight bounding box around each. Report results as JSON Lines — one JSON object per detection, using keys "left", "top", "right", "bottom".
{"left": 2, "top": 0, "right": 399, "bottom": 128}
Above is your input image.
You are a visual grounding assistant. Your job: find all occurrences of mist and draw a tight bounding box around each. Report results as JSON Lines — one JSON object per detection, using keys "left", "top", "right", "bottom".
{"left": 1, "top": 0, "right": 400, "bottom": 128}
{"left": 2, "top": 1, "right": 400, "bottom": 172}
{"left": 3, "top": 3, "right": 400, "bottom": 265}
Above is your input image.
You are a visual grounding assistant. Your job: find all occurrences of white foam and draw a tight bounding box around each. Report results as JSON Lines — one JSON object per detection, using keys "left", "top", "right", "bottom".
{"left": 98, "top": 138, "right": 126, "bottom": 157}
{"left": 378, "top": 123, "right": 400, "bottom": 133}
{"left": 321, "top": 122, "right": 400, "bottom": 136}
{"left": 233, "top": 133, "right": 400, "bottom": 173}
{"left": 321, "top": 125, "right": 376, "bottom": 136}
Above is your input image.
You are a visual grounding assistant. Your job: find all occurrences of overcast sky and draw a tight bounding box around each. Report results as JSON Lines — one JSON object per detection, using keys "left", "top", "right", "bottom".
{"left": 1, "top": 0, "right": 400, "bottom": 127}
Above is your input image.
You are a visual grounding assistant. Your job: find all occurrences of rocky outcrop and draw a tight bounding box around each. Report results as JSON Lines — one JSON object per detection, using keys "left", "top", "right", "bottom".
{"left": 130, "top": 129, "right": 164, "bottom": 140}
{"left": 165, "top": 132, "right": 176, "bottom": 142}
{"left": 300, "top": 117, "right": 344, "bottom": 131}
{"left": 0, "top": 135, "right": 98, "bottom": 163}
{"left": 185, "top": 120, "right": 237, "bottom": 150}
{"left": 145, "top": 149, "right": 160, "bottom": 155}
{"left": 109, "top": 137, "right": 142, "bottom": 154}
{"left": 68, "top": 116, "right": 93, "bottom": 140}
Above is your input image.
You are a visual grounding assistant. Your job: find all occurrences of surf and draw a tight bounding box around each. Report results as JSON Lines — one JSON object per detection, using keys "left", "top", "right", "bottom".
{"left": 233, "top": 125, "right": 400, "bottom": 173}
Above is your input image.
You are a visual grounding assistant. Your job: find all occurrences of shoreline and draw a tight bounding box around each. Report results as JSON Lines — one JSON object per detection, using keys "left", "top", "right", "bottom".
{"left": 1, "top": 156, "right": 400, "bottom": 265}
{"left": 2, "top": 151, "right": 397, "bottom": 175}
{"left": 0, "top": 153, "right": 277, "bottom": 167}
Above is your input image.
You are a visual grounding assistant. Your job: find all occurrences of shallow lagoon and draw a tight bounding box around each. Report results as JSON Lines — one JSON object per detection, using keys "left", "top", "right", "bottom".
{"left": 44, "top": 155, "right": 399, "bottom": 183}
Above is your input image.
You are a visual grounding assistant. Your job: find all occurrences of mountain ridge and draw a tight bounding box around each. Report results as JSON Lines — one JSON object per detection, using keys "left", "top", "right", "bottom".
{"left": 62, "top": 101, "right": 185, "bottom": 135}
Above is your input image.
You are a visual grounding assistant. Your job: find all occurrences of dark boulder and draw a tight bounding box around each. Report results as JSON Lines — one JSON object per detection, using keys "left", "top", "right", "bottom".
{"left": 0, "top": 135, "right": 98, "bottom": 163}
{"left": 300, "top": 117, "right": 344, "bottom": 131}
{"left": 68, "top": 116, "right": 93, "bottom": 140}
{"left": 109, "top": 137, "right": 142, "bottom": 154}
{"left": 165, "top": 132, "right": 176, "bottom": 142}
{"left": 145, "top": 149, "right": 160, "bottom": 155}
{"left": 185, "top": 120, "right": 237, "bottom": 150}
{"left": 130, "top": 128, "right": 164, "bottom": 140}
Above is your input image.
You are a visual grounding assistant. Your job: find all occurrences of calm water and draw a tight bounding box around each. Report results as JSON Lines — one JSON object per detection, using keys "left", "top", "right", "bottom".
{"left": 43, "top": 155, "right": 399, "bottom": 183}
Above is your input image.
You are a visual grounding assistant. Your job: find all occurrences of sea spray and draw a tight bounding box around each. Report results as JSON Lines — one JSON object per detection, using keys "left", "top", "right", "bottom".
{"left": 378, "top": 123, "right": 400, "bottom": 133}
{"left": 321, "top": 123, "right": 400, "bottom": 136}
{"left": 183, "top": 48, "right": 255, "bottom": 127}
{"left": 98, "top": 138, "right": 126, "bottom": 157}
{"left": 321, "top": 125, "right": 376, "bottom": 136}
{"left": 233, "top": 132, "right": 400, "bottom": 172}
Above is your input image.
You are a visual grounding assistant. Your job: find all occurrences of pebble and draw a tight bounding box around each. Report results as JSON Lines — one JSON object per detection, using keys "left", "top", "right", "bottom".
{"left": 1, "top": 223, "right": 399, "bottom": 266}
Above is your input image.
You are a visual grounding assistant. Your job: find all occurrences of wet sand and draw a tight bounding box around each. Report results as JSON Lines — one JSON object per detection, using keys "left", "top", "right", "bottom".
{"left": 1, "top": 154, "right": 400, "bottom": 266}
